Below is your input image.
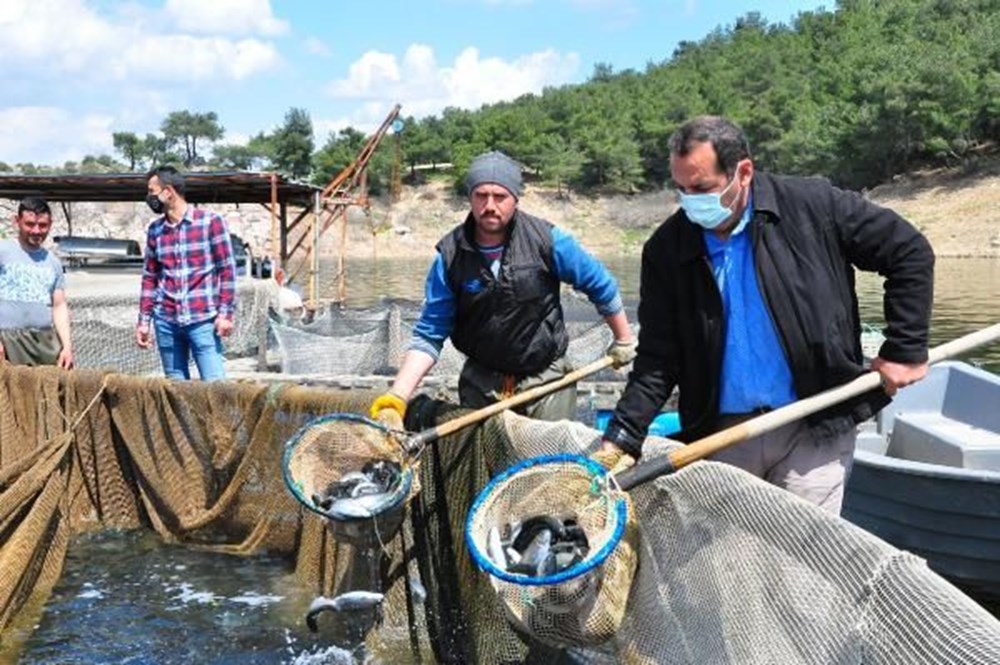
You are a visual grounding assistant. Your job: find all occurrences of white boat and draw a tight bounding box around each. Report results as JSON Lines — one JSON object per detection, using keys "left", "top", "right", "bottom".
{"left": 843, "top": 360, "right": 1000, "bottom": 598}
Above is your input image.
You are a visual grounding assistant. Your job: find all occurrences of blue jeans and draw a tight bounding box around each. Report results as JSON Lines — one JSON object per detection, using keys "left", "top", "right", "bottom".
{"left": 152, "top": 317, "right": 226, "bottom": 381}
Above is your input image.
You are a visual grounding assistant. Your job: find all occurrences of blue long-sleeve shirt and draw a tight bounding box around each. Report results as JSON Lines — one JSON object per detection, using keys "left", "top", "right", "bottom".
{"left": 704, "top": 196, "right": 797, "bottom": 413}
{"left": 409, "top": 226, "right": 623, "bottom": 360}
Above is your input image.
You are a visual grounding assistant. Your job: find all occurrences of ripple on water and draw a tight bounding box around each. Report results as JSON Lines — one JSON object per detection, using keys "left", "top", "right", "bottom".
{"left": 19, "top": 530, "right": 379, "bottom": 664}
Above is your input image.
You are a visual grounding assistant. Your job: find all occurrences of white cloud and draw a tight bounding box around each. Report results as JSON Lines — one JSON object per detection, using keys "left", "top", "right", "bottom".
{"left": 164, "top": 0, "right": 289, "bottom": 36}
{"left": 313, "top": 117, "right": 353, "bottom": 143}
{"left": 326, "top": 44, "right": 580, "bottom": 120}
{"left": 116, "top": 36, "right": 280, "bottom": 82}
{"left": 304, "top": 37, "right": 333, "bottom": 58}
{"left": 0, "top": 107, "right": 114, "bottom": 165}
{"left": 0, "top": 1, "right": 284, "bottom": 164}
{"left": 223, "top": 132, "right": 252, "bottom": 147}
{"left": 0, "top": 0, "right": 281, "bottom": 83}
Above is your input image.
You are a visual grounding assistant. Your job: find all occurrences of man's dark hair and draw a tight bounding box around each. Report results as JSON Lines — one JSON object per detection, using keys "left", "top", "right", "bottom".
{"left": 18, "top": 196, "right": 51, "bottom": 217}
{"left": 668, "top": 116, "right": 752, "bottom": 176}
{"left": 147, "top": 165, "right": 186, "bottom": 196}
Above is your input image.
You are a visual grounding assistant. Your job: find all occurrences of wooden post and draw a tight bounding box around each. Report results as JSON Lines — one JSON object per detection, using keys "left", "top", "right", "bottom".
{"left": 59, "top": 201, "right": 73, "bottom": 237}
{"left": 269, "top": 173, "right": 278, "bottom": 271}
{"left": 337, "top": 207, "right": 348, "bottom": 303}
{"left": 279, "top": 201, "right": 288, "bottom": 271}
{"left": 310, "top": 191, "right": 320, "bottom": 307}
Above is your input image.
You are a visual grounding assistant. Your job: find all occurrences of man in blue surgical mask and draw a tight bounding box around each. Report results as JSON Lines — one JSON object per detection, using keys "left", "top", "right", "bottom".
{"left": 593, "top": 115, "right": 934, "bottom": 514}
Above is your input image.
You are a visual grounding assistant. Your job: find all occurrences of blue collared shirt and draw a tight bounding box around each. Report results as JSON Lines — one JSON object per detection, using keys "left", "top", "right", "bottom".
{"left": 703, "top": 198, "right": 797, "bottom": 413}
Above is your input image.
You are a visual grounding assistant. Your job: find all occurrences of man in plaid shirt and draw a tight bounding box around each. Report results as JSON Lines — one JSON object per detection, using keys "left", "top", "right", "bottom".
{"left": 135, "top": 166, "right": 236, "bottom": 380}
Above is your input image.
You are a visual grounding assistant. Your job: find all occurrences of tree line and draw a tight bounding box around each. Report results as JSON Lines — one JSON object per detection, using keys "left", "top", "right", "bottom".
{"left": 5, "top": 0, "right": 998, "bottom": 193}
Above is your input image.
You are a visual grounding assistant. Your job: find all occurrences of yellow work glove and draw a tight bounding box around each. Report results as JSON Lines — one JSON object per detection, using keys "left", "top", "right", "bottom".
{"left": 591, "top": 443, "right": 636, "bottom": 476}
{"left": 369, "top": 392, "right": 407, "bottom": 430}
{"left": 608, "top": 339, "right": 638, "bottom": 369}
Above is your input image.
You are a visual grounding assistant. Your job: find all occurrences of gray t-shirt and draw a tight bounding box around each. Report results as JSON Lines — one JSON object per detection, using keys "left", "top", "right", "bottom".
{"left": 0, "top": 239, "right": 65, "bottom": 330}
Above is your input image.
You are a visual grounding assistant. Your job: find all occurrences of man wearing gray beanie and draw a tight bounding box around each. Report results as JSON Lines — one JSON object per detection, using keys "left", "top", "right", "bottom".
{"left": 371, "top": 149, "right": 636, "bottom": 426}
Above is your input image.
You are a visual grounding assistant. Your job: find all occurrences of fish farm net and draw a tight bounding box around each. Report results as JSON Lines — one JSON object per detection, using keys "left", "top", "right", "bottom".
{"left": 2, "top": 366, "right": 1000, "bottom": 663}
{"left": 69, "top": 277, "right": 276, "bottom": 376}
{"left": 270, "top": 294, "right": 623, "bottom": 379}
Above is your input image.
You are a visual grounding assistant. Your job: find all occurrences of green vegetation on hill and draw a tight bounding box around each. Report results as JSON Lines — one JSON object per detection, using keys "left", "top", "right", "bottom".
{"left": 7, "top": 0, "right": 997, "bottom": 196}
{"left": 394, "top": 0, "right": 998, "bottom": 193}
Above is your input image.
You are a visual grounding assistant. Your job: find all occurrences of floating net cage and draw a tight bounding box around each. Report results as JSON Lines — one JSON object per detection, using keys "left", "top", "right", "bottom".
{"left": 271, "top": 294, "right": 625, "bottom": 379}
{"left": 465, "top": 453, "right": 638, "bottom": 648}
{"left": 5, "top": 322, "right": 1000, "bottom": 662}
{"left": 70, "top": 277, "right": 276, "bottom": 376}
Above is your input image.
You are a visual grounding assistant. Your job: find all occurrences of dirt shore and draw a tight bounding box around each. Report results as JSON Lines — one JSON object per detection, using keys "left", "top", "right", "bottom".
{"left": 341, "top": 160, "right": 1000, "bottom": 260}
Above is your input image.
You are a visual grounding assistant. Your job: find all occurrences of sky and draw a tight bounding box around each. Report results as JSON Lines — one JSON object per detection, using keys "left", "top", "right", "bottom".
{"left": 0, "top": 0, "right": 831, "bottom": 166}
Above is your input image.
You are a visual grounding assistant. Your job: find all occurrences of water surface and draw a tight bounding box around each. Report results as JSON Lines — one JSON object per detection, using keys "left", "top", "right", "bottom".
{"left": 318, "top": 255, "right": 1000, "bottom": 372}
{"left": 14, "top": 530, "right": 357, "bottom": 665}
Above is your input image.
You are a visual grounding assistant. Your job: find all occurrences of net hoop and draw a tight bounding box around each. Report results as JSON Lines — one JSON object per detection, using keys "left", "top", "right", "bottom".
{"left": 465, "top": 453, "right": 628, "bottom": 586}
{"left": 281, "top": 412, "right": 414, "bottom": 521}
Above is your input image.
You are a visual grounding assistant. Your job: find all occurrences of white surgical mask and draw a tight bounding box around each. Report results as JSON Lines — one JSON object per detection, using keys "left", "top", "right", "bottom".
{"left": 678, "top": 174, "right": 740, "bottom": 230}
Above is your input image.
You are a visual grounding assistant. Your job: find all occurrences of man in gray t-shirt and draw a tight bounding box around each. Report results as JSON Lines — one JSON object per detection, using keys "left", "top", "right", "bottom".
{"left": 0, "top": 197, "right": 74, "bottom": 368}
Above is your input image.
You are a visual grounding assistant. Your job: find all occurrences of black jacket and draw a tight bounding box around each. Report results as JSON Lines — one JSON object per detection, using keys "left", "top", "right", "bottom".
{"left": 604, "top": 172, "right": 934, "bottom": 456}
{"left": 437, "top": 210, "right": 568, "bottom": 375}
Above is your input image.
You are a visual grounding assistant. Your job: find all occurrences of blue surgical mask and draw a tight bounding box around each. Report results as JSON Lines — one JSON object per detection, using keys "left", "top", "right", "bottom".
{"left": 678, "top": 175, "right": 740, "bottom": 230}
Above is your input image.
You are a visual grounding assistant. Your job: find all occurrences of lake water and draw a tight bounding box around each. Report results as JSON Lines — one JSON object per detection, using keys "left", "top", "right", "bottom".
{"left": 9, "top": 256, "right": 1000, "bottom": 663}
{"left": 317, "top": 255, "right": 1000, "bottom": 373}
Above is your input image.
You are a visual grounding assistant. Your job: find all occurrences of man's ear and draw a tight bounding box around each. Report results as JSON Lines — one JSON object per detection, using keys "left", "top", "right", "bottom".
{"left": 739, "top": 159, "right": 754, "bottom": 188}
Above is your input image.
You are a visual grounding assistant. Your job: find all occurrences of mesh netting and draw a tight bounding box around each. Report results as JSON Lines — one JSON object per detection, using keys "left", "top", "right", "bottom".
{"left": 272, "top": 299, "right": 620, "bottom": 379}
{"left": 70, "top": 278, "right": 275, "bottom": 375}
{"left": 2, "top": 367, "right": 999, "bottom": 664}
{"left": 465, "top": 453, "right": 638, "bottom": 648}
{"left": 282, "top": 413, "right": 419, "bottom": 548}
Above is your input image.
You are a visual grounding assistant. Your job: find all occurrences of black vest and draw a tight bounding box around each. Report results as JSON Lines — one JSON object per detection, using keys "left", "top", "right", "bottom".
{"left": 436, "top": 210, "right": 568, "bottom": 375}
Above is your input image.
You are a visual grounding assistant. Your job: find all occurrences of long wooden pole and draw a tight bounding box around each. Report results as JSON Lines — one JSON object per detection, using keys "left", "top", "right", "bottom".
{"left": 616, "top": 322, "right": 1000, "bottom": 491}
{"left": 405, "top": 356, "right": 616, "bottom": 453}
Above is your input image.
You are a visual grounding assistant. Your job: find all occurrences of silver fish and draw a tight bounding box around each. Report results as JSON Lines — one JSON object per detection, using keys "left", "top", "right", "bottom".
{"left": 305, "top": 591, "right": 385, "bottom": 632}
{"left": 325, "top": 492, "right": 394, "bottom": 520}
{"left": 326, "top": 498, "right": 372, "bottom": 520}
{"left": 505, "top": 547, "right": 522, "bottom": 565}
{"left": 409, "top": 575, "right": 427, "bottom": 604}
{"left": 487, "top": 526, "right": 507, "bottom": 569}
{"left": 338, "top": 471, "right": 369, "bottom": 484}
{"left": 350, "top": 481, "right": 382, "bottom": 498}
{"left": 504, "top": 520, "right": 522, "bottom": 547}
{"left": 520, "top": 529, "right": 552, "bottom": 576}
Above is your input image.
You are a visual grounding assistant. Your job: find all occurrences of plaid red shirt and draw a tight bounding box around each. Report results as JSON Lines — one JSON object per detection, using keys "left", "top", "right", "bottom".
{"left": 138, "top": 207, "right": 236, "bottom": 326}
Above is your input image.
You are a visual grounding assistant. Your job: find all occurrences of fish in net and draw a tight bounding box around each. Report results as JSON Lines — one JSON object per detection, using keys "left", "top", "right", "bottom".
{"left": 465, "top": 453, "right": 638, "bottom": 648}
{"left": 282, "top": 413, "right": 420, "bottom": 547}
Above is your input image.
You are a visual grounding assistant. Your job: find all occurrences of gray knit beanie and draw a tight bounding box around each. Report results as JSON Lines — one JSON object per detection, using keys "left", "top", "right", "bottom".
{"left": 464, "top": 150, "right": 523, "bottom": 198}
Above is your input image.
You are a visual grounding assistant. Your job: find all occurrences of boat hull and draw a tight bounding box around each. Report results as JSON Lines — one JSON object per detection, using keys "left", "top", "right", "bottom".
{"left": 843, "top": 360, "right": 1000, "bottom": 599}
{"left": 844, "top": 450, "right": 1000, "bottom": 598}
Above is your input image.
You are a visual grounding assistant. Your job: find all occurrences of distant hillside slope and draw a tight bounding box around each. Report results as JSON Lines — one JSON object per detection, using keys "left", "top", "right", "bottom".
{"left": 365, "top": 160, "right": 1000, "bottom": 259}
{"left": 865, "top": 161, "right": 1000, "bottom": 258}
{"left": 2, "top": 160, "right": 997, "bottom": 260}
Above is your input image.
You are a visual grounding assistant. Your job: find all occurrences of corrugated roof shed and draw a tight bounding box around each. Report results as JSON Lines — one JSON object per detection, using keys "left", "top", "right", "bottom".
{"left": 0, "top": 171, "right": 319, "bottom": 205}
